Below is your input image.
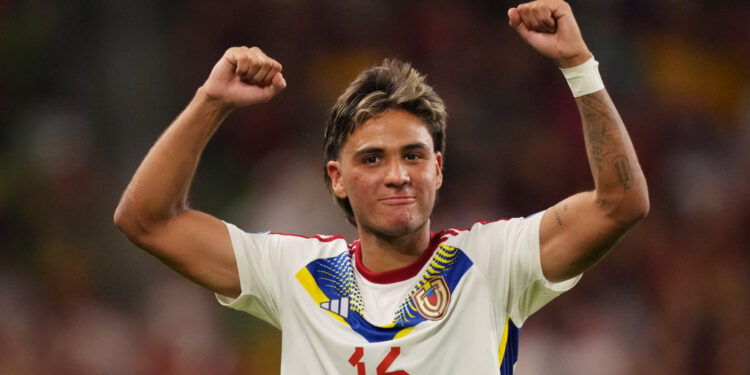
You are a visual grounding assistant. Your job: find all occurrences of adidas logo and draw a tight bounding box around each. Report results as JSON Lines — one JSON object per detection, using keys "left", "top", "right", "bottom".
{"left": 320, "top": 297, "right": 350, "bottom": 319}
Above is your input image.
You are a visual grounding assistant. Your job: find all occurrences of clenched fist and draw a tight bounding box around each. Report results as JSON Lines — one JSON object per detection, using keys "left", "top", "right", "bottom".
{"left": 200, "top": 46, "right": 287, "bottom": 109}
{"left": 508, "top": 0, "right": 592, "bottom": 68}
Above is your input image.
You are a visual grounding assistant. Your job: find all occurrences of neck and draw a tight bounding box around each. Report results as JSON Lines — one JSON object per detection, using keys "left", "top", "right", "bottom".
{"left": 356, "top": 221, "right": 432, "bottom": 273}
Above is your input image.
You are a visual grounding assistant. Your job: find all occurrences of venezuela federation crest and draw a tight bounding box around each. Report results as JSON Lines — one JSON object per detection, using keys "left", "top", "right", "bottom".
{"left": 410, "top": 276, "right": 451, "bottom": 320}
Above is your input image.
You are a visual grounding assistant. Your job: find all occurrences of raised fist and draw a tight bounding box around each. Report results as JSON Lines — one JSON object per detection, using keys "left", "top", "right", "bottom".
{"left": 508, "top": 0, "right": 592, "bottom": 68}
{"left": 200, "top": 46, "right": 287, "bottom": 108}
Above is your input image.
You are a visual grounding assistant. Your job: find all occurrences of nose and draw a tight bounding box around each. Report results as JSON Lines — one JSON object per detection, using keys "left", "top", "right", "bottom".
{"left": 383, "top": 159, "right": 410, "bottom": 188}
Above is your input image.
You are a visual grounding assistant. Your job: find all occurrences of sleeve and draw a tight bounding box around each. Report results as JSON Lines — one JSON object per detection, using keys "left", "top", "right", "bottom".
{"left": 462, "top": 211, "right": 581, "bottom": 327}
{"left": 214, "top": 222, "right": 283, "bottom": 329}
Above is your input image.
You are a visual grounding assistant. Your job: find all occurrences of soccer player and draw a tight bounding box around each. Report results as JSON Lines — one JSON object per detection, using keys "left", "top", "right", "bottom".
{"left": 114, "top": 0, "right": 648, "bottom": 373}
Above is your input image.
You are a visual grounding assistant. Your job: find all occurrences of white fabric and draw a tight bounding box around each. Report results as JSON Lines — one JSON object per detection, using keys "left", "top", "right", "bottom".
{"left": 560, "top": 57, "right": 604, "bottom": 97}
{"left": 217, "top": 211, "right": 581, "bottom": 374}
{"left": 354, "top": 270, "right": 422, "bottom": 326}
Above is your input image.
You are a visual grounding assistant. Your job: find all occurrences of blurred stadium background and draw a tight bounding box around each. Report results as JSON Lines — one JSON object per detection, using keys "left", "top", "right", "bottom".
{"left": 1, "top": 0, "right": 749, "bottom": 373}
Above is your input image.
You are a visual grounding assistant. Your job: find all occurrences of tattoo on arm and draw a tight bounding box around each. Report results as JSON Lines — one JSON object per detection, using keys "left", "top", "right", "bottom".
{"left": 583, "top": 111, "right": 607, "bottom": 173}
{"left": 613, "top": 155, "right": 632, "bottom": 191}
{"left": 578, "top": 93, "right": 633, "bottom": 190}
{"left": 579, "top": 94, "right": 618, "bottom": 175}
{"left": 552, "top": 204, "right": 568, "bottom": 227}
{"left": 553, "top": 210, "right": 563, "bottom": 226}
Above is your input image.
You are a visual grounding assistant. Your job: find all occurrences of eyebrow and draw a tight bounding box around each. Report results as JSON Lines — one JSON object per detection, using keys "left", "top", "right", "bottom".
{"left": 353, "top": 142, "right": 432, "bottom": 158}
{"left": 403, "top": 142, "right": 432, "bottom": 151}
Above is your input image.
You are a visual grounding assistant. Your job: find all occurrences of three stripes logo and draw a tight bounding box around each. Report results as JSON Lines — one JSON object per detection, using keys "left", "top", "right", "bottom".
{"left": 320, "top": 297, "right": 350, "bottom": 319}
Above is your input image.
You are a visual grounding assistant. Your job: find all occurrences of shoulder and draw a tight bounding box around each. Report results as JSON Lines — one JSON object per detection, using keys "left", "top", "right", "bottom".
{"left": 438, "top": 218, "right": 512, "bottom": 242}
{"left": 447, "top": 213, "right": 543, "bottom": 236}
{"left": 437, "top": 213, "right": 544, "bottom": 254}
{"left": 267, "top": 231, "right": 348, "bottom": 244}
{"left": 443, "top": 218, "right": 510, "bottom": 233}
{"left": 270, "top": 231, "right": 351, "bottom": 255}
{"left": 225, "top": 222, "right": 352, "bottom": 261}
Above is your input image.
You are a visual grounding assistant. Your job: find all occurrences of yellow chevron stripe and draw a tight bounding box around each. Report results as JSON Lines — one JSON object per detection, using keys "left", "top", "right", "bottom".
{"left": 393, "top": 326, "right": 415, "bottom": 340}
{"left": 498, "top": 316, "right": 510, "bottom": 366}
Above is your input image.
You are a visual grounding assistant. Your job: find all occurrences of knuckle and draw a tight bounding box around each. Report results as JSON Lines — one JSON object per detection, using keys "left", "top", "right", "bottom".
{"left": 249, "top": 55, "right": 261, "bottom": 67}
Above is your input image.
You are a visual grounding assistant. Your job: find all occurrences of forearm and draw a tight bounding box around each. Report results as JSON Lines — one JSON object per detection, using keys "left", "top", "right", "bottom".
{"left": 114, "top": 89, "right": 232, "bottom": 235}
{"left": 576, "top": 89, "right": 649, "bottom": 222}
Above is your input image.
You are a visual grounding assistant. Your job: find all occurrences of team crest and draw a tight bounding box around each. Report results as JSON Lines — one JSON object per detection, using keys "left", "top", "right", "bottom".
{"left": 410, "top": 276, "right": 450, "bottom": 320}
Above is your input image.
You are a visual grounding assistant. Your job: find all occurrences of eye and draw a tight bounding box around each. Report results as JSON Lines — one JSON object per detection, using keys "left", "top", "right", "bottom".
{"left": 405, "top": 152, "right": 422, "bottom": 161}
{"left": 363, "top": 155, "right": 380, "bottom": 164}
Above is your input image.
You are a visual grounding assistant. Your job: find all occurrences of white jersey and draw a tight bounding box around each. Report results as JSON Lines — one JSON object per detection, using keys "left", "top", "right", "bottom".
{"left": 217, "top": 212, "right": 580, "bottom": 374}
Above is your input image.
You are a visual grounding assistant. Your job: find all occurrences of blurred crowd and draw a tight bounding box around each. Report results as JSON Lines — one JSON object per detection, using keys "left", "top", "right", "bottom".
{"left": 1, "top": 0, "right": 748, "bottom": 374}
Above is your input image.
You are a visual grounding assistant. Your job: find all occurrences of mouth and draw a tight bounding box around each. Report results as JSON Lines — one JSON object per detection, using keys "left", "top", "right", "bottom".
{"left": 379, "top": 196, "right": 416, "bottom": 205}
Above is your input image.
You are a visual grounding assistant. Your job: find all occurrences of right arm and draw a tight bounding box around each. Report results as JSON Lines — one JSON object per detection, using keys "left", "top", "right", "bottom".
{"left": 113, "top": 46, "right": 286, "bottom": 298}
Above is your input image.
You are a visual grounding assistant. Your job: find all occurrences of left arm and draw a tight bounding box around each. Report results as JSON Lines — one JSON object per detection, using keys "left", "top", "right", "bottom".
{"left": 539, "top": 89, "right": 649, "bottom": 282}
{"left": 509, "top": 0, "right": 649, "bottom": 282}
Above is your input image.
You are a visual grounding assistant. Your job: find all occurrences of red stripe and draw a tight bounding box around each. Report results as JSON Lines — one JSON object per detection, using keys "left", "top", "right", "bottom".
{"left": 268, "top": 232, "right": 346, "bottom": 243}
{"left": 353, "top": 231, "right": 449, "bottom": 284}
{"left": 444, "top": 218, "right": 510, "bottom": 233}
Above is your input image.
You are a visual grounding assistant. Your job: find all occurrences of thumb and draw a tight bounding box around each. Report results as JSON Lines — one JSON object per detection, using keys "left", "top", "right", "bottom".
{"left": 266, "top": 72, "right": 287, "bottom": 98}
{"left": 508, "top": 8, "right": 532, "bottom": 40}
{"left": 272, "top": 72, "right": 287, "bottom": 91}
{"left": 508, "top": 8, "right": 520, "bottom": 27}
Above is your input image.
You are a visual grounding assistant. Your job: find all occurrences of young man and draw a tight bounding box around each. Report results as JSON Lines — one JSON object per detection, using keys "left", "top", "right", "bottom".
{"left": 114, "top": 0, "right": 648, "bottom": 373}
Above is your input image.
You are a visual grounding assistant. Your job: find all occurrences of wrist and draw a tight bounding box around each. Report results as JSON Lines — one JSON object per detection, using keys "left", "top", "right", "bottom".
{"left": 194, "top": 87, "right": 237, "bottom": 118}
{"left": 556, "top": 50, "right": 594, "bottom": 69}
{"left": 560, "top": 56, "right": 604, "bottom": 97}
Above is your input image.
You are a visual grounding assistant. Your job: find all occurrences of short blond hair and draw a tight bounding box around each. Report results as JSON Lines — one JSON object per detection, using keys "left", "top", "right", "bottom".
{"left": 323, "top": 59, "right": 447, "bottom": 225}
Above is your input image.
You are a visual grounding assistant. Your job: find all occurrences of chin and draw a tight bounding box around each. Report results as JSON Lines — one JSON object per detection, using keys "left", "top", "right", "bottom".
{"left": 366, "top": 215, "right": 427, "bottom": 238}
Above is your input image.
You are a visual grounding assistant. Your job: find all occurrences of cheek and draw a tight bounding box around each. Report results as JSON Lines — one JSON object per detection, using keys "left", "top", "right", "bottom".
{"left": 415, "top": 169, "right": 439, "bottom": 190}
{"left": 346, "top": 173, "right": 377, "bottom": 198}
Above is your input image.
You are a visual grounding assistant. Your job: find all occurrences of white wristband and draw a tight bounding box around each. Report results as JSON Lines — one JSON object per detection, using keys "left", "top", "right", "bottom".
{"left": 560, "top": 57, "right": 604, "bottom": 97}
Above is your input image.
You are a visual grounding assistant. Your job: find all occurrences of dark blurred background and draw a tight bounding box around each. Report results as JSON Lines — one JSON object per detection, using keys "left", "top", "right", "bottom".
{"left": 1, "top": 0, "right": 749, "bottom": 373}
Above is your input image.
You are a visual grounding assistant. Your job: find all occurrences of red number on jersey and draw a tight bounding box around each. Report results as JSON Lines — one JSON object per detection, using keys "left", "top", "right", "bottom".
{"left": 348, "top": 347, "right": 409, "bottom": 375}
{"left": 349, "top": 347, "right": 366, "bottom": 375}
{"left": 377, "top": 347, "right": 408, "bottom": 375}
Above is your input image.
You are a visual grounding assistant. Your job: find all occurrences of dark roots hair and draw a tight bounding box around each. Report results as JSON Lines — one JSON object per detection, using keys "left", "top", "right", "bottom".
{"left": 323, "top": 58, "right": 447, "bottom": 225}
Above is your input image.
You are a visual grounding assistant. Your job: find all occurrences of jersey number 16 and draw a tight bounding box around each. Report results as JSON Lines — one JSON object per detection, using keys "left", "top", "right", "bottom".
{"left": 348, "top": 346, "right": 409, "bottom": 375}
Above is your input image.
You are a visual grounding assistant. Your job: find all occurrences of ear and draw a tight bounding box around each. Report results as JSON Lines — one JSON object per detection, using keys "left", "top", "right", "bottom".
{"left": 327, "top": 160, "right": 348, "bottom": 199}
{"left": 434, "top": 152, "right": 443, "bottom": 189}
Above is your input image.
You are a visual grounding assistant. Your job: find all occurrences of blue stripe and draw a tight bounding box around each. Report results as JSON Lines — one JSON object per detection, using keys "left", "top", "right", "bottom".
{"left": 500, "top": 320, "right": 520, "bottom": 374}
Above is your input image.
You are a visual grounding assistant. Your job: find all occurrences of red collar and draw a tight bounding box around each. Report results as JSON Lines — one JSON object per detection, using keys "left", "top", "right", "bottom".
{"left": 352, "top": 231, "right": 446, "bottom": 284}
